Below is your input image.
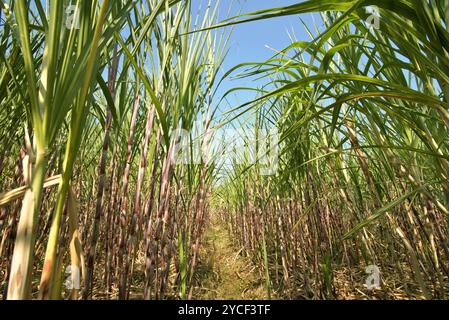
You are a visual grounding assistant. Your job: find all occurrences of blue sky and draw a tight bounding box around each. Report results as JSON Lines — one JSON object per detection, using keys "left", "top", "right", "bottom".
{"left": 199, "top": 0, "right": 318, "bottom": 116}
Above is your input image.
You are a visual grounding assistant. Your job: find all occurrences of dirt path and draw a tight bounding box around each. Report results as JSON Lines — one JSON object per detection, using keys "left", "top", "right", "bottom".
{"left": 194, "top": 219, "right": 268, "bottom": 300}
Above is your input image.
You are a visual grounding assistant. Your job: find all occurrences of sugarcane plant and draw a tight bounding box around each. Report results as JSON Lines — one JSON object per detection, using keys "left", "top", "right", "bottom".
{"left": 1, "top": 0, "right": 449, "bottom": 301}
{"left": 214, "top": 0, "right": 449, "bottom": 299}
{"left": 0, "top": 0, "right": 227, "bottom": 300}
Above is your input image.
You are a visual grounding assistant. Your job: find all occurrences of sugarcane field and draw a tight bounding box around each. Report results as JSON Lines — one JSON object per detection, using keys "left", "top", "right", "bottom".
{"left": 1, "top": 0, "right": 449, "bottom": 303}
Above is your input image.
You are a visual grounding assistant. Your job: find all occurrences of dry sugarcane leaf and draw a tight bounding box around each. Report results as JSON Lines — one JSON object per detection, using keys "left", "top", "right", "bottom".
{"left": 0, "top": 175, "right": 62, "bottom": 208}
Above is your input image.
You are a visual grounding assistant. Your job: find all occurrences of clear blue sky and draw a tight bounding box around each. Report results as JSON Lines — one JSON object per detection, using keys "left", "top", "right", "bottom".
{"left": 195, "top": 0, "right": 319, "bottom": 117}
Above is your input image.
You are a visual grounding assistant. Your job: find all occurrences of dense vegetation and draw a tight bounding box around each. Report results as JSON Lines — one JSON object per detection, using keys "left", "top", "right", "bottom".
{"left": 1, "top": 0, "right": 449, "bottom": 300}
